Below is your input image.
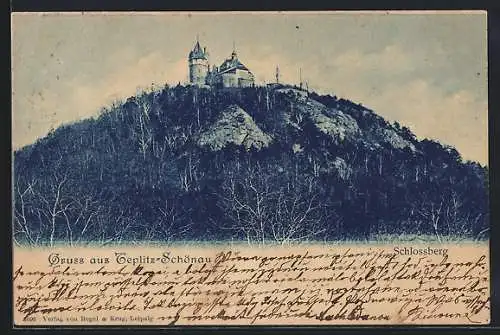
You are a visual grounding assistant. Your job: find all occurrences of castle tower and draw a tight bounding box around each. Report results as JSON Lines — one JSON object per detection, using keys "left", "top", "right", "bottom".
{"left": 188, "top": 37, "right": 209, "bottom": 86}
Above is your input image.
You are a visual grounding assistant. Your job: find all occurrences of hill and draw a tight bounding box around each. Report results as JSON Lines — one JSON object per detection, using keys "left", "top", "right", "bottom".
{"left": 12, "top": 84, "right": 489, "bottom": 246}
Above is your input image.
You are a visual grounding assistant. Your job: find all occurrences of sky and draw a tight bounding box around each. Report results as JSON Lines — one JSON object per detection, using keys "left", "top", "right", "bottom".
{"left": 11, "top": 11, "right": 488, "bottom": 165}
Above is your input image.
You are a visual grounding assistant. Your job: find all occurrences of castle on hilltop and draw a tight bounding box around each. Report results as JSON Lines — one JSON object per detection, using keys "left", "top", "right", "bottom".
{"left": 188, "top": 38, "right": 255, "bottom": 88}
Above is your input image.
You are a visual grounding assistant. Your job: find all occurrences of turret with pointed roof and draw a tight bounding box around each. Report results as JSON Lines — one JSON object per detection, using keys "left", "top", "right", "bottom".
{"left": 189, "top": 39, "right": 208, "bottom": 61}
{"left": 188, "top": 38, "right": 210, "bottom": 86}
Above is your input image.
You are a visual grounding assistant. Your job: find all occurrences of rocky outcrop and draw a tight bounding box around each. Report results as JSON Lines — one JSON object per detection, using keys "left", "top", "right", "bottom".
{"left": 293, "top": 98, "right": 361, "bottom": 144}
{"left": 374, "top": 128, "right": 416, "bottom": 152}
{"left": 197, "top": 104, "right": 273, "bottom": 151}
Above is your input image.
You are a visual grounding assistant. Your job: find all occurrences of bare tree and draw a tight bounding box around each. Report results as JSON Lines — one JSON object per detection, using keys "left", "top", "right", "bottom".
{"left": 13, "top": 179, "right": 38, "bottom": 246}
{"left": 156, "top": 199, "right": 192, "bottom": 241}
{"left": 70, "top": 194, "right": 102, "bottom": 245}
{"left": 218, "top": 167, "right": 276, "bottom": 244}
{"left": 218, "top": 164, "right": 331, "bottom": 245}
{"left": 131, "top": 92, "right": 153, "bottom": 160}
{"left": 178, "top": 153, "right": 205, "bottom": 192}
{"left": 416, "top": 196, "right": 444, "bottom": 242}
{"left": 90, "top": 206, "right": 135, "bottom": 246}
{"left": 34, "top": 173, "right": 74, "bottom": 247}
{"left": 13, "top": 170, "right": 110, "bottom": 246}
{"left": 270, "top": 190, "right": 328, "bottom": 244}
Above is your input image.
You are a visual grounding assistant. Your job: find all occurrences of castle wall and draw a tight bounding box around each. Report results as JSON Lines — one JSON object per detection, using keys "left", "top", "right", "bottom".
{"left": 221, "top": 73, "right": 239, "bottom": 88}
{"left": 215, "top": 69, "right": 254, "bottom": 88}
{"left": 236, "top": 69, "right": 254, "bottom": 87}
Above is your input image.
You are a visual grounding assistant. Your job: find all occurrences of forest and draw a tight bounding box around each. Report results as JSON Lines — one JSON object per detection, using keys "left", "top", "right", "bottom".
{"left": 12, "top": 84, "right": 489, "bottom": 245}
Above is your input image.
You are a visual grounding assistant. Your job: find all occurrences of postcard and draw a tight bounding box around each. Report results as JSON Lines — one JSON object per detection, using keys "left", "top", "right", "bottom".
{"left": 11, "top": 11, "right": 489, "bottom": 326}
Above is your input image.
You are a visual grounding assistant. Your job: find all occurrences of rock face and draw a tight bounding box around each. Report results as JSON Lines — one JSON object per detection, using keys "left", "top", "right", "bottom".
{"left": 375, "top": 128, "right": 416, "bottom": 152}
{"left": 197, "top": 104, "right": 273, "bottom": 151}
{"left": 292, "top": 97, "right": 361, "bottom": 144}
{"left": 273, "top": 87, "right": 419, "bottom": 158}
